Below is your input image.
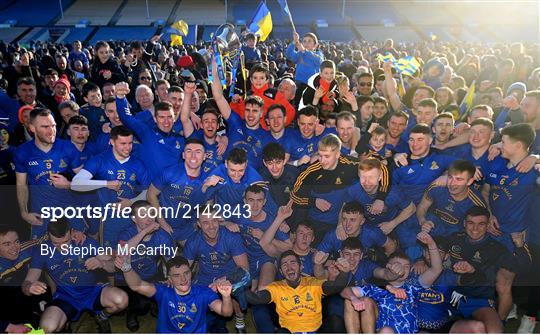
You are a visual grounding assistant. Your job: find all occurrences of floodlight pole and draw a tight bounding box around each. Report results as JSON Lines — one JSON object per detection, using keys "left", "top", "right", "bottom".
{"left": 225, "top": 0, "right": 228, "bottom": 22}
{"left": 59, "top": 0, "right": 64, "bottom": 19}
{"left": 145, "top": 0, "right": 150, "bottom": 19}
{"left": 342, "top": 0, "right": 346, "bottom": 18}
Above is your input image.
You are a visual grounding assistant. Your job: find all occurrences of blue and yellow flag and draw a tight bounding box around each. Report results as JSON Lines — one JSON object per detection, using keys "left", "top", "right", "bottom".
{"left": 376, "top": 53, "right": 397, "bottom": 64}
{"left": 396, "top": 56, "right": 420, "bottom": 76}
{"left": 459, "top": 80, "right": 476, "bottom": 120}
{"left": 164, "top": 20, "right": 189, "bottom": 46}
{"left": 248, "top": 1, "right": 272, "bottom": 42}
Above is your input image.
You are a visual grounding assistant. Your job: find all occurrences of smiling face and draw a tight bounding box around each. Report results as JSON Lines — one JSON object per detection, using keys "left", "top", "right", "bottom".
{"left": 110, "top": 134, "right": 133, "bottom": 159}
{"left": 245, "top": 103, "right": 262, "bottom": 128}
{"left": 341, "top": 211, "right": 364, "bottom": 237}
{"left": 464, "top": 214, "right": 488, "bottom": 241}
{"left": 469, "top": 123, "right": 493, "bottom": 149}
{"left": 0, "top": 231, "right": 20, "bottom": 261}
{"left": 408, "top": 132, "right": 432, "bottom": 157}
{"left": 198, "top": 215, "right": 220, "bottom": 241}
{"left": 154, "top": 108, "right": 174, "bottom": 133}
{"left": 387, "top": 115, "right": 407, "bottom": 139}
{"left": 30, "top": 114, "right": 56, "bottom": 145}
{"left": 298, "top": 114, "right": 317, "bottom": 138}
{"left": 250, "top": 71, "right": 268, "bottom": 90}
{"left": 336, "top": 118, "right": 355, "bottom": 145}
{"left": 263, "top": 158, "right": 285, "bottom": 179}
{"left": 226, "top": 161, "right": 247, "bottom": 183}
{"left": 183, "top": 143, "right": 205, "bottom": 171}
{"left": 447, "top": 170, "right": 473, "bottom": 196}
{"left": 267, "top": 108, "right": 285, "bottom": 134}
{"left": 318, "top": 146, "right": 340, "bottom": 170}
{"left": 340, "top": 247, "right": 362, "bottom": 272}
{"left": 201, "top": 112, "right": 218, "bottom": 139}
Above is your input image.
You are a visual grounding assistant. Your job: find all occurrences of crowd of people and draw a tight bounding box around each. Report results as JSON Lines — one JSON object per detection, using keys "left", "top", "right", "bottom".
{"left": 0, "top": 27, "right": 539, "bottom": 334}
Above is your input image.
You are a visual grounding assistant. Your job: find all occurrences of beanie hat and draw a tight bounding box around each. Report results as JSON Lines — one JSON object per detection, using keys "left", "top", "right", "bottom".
{"left": 177, "top": 55, "right": 194, "bottom": 68}
{"left": 18, "top": 105, "right": 34, "bottom": 124}
{"left": 506, "top": 82, "right": 527, "bottom": 96}
{"left": 53, "top": 75, "right": 71, "bottom": 93}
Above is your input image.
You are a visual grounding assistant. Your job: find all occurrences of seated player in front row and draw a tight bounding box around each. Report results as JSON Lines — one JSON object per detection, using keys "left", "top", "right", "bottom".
{"left": 115, "top": 254, "right": 234, "bottom": 333}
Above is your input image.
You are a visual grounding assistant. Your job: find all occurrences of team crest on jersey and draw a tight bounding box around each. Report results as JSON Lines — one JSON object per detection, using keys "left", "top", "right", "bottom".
{"left": 64, "top": 258, "right": 72, "bottom": 267}
{"left": 190, "top": 303, "right": 197, "bottom": 313}
{"left": 451, "top": 245, "right": 462, "bottom": 254}
{"left": 430, "top": 161, "right": 439, "bottom": 170}
{"left": 99, "top": 115, "right": 105, "bottom": 122}
{"left": 284, "top": 186, "right": 290, "bottom": 194}
{"left": 306, "top": 292, "right": 313, "bottom": 301}
{"left": 335, "top": 177, "right": 342, "bottom": 185}
{"left": 176, "top": 141, "right": 181, "bottom": 149}
{"left": 472, "top": 251, "right": 482, "bottom": 263}
{"left": 129, "top": 173, "right": 137, "bottom": 181}
{"left": 59, "top": 159, "right": 67, "bottom": 168}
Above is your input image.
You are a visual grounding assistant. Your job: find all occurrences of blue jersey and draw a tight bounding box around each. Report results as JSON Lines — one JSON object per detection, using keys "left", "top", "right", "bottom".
{"left": 452, "top": 144, "right": 491, "bottom": 179}
{"left": 226, "top": 112, "right": 272, "bottom": 169}
{"left": 80, "top": 105, "right": 107, "bottom": 142}
{"left": 135, "top": 110, "right": 184, "bottom": 135}
{"left": 117, "top": 225, "right": 175, "bottom": 280}
{"left": 151, "top": 163, "right": 206, "bottom": 237}
{"left": 359, "top": 276, "right": 423, "bottom": 334}
{"left": 183, "top": 227, "right": 246, "bottom": 286}
{"left": 14, "top": 139, "right": 82, "bottom": 210}
{"left": 204, "top": 164, "right": 268, "bottom": 210}
{"left": 485, "top": 156, "right": 539, "bottom": 233}
{"left": 317, "top": 227, "right": 387, "bottom": 259}
{"left": 82, "top": 148, "right": 150, "bottom": 205}
{"left": 424, "top": 184, "right": 486, "bottom": 236}
{"left": 392, "top": 152, "right": 456, "bottom": 205}
{"left": 415, "top": 270, "right": 458, "bottom": 330}
{"left": 299, "top": 250, "right": 315, "bottom": 277}
{"left": 268, "top": 128, "right": 301, "bottom": 156}
{"left": 116, "top": 97, "right": 185, "bottom": 179}
{"left": 288, "top": 128, "right": 337, "bottom": 161}
{"left": 232, "top": 211, "right": 289, "bottom": 263}
{"left": 346, "top": 182, "right": 412, "bottom": 225}
{"left": 189, "top": 130, "right": 226, "bottom": 175}
{"left": 71, "top": 141, "right": 99, "bottom": 165}
{"left": 0, "top": 239, "right": 37, "bottom": 285}
{"left": 152, "top": 283, "right": 218, "bottom": 333}
{"left": 349, "top": 260, "right": 379, "bottom": 286}
{"left": 30, "top": 238, "right": 103, "bottom": 300}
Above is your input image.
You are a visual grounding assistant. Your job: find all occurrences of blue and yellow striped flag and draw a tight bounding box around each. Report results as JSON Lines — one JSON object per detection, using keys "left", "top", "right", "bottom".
{"left": 165, "top": 20, "right": 189, "bottom": 46}
{"left": 248, "top": 1, "right": 272, "bottom": 42}
{"left": 459, "top": 80, "right": 476, "bottom": 120}
{"left": 396, "top": 56, "right": 420, "bottom": 76}
{"left": 376, "top": 53, "right": 397, "bottom": 64}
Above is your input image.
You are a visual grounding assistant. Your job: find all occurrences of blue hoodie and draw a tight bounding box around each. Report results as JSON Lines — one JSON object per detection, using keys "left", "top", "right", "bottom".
{"left": 422, "top": 58, "right": 445, "bottom": 90}
{"left": 285, "top": 43, "right": 324, "bottom": 84}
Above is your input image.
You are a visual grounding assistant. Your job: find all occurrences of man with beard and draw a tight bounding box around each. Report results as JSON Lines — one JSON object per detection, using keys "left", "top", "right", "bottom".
{"left": 14, "top": 108, "right": 83, "bottom": 238}
{"left": 385, "top": 111, "right": 409, "bottom": 154}
{"left": 146, "top": 138, "right": 207, "bottom": 244}
{"left": 246, "top": 250, "right": 350, "bottom": 333}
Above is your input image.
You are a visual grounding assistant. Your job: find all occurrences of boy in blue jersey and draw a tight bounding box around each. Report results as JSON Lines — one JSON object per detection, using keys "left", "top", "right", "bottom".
{"left": 22, "top": 218, "right": 127, "bottom": 333}
{"left": 288, "top": 106, "right": 337, "bottom": 168}
{"left": 482, "top": 123, "right": 539, "bottom": 250}
{"left": 66, "top": 115, "right": 98, "bottom": 164}
{"left": 14, "top": 108, "right": 84, "bottom": 238}
{"left": 482, "top": 124, "right": 539, "bottom": 320}
{"left": 202, "top": 148, "right": 269, "bottom": 211}
{"left": 417, "top": 159, "right": 486, "bottom": 238}
{"left": 71, "top": 126, "right": 150, "bottom": 248}
{"left": 0, "top": 227, "right": 46, "bottom": 332}
{"left": 179, "top": 82, "right": 227, "bottom": 175}
{"left": 116, "top": 254, "right": 233, "bottom": 333}
{"left": 116, "top": 200, "right": 176, "bottom": 331}
{"left": 446, "top": 207, "right": 530, "bottom": 332}
{"left": 392, "top": 123, "right": 457, "bottom": 205}
{"left": 210, "top": 58, "right": 273, "bottom": 170}
{"left": 343, "top": 232, "right": 443, "bottom": 334}
{"left": 315, "top": 201, "right": 396, "bottom": 262}
{"left": 147, "top": 138, "right": 207, "bottom": 244}
{"left": 80, "top": 82, "right": 107, "bottom": 142}
{"left": 115, "top": 82, "right": 186, "bottom": 179}
{"left": 182, "top": 207, "right": 250, "bottom": 333}
{"left": 261, "top": 143, "right": 300, "bottom": 208}
{"left": 226, "top": 186, "right": 292, "bottom": 291}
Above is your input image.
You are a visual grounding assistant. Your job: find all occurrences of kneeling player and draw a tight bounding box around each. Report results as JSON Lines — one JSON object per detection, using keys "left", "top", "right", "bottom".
{"left": 22, "top": 218, "right": 127, "bottom": 333}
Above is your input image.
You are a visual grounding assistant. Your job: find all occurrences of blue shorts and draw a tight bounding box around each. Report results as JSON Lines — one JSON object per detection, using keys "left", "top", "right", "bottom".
{"left": 101, "top": 217, "right": 131, "bottom": 249}
{"left": 249, "top": 257, "right": 275, "bottom": 280}
{"left": 49, "top": 284, "right": 108, "bottom": 321}
{"left": 456, "top": 297, "right": 495, "bottom": 319}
